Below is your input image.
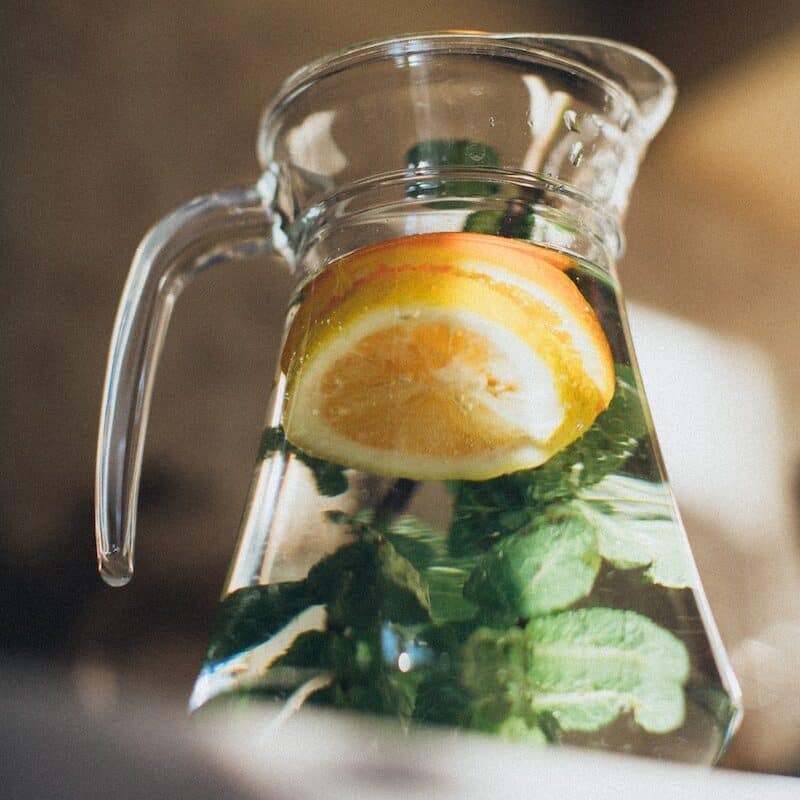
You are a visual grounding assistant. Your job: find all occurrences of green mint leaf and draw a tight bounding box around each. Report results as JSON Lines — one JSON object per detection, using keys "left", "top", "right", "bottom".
{"left": 273, "top": 533, "right": 431, "bottom": 719}
{"left": 258, "top": 425, "right": 349, "bottom": 497}
{"left": 286, "top": 535, "right": 431, "bottom": 719}
{"left": 449, "top": 479, "right": 533, "bottom": 555}
{"left": 320, "top": 627, "right": 418, "bottom": 719}
{"left": 463, "top": 514, "right": 600, "bottom": 617}
{"left": 463, "top": 209, "right": 505, "bottom": 234}
{"left": 406, "top": 139, "right": 500, "bottom": 200}
{"left": 204, "top": 581, "right": 315, "bottom": 664}
{"left": 463, "top": 607, "right": 690, "bottom": 736}
{"left": 325, "top": 510, "right": 442, "bottom": 567}
{"left": 382, "top": 515, "right": 479, "bottom": 623}
{"left": 424, "top": 561, "right": 479, "bottom": 624}
{"left": 271, "top": 629, "right": 329, "bottom": 670}
{"left": 205, "top": 525, "right": 433, "bottom": 667}
{"left": 574, "top": 475, "right": 693, "bottom": 588}
{"left": 381, "top": 514, "right": 446, "bottom": 566}
{"left": 406, "top": 139, "right": 500, "bottom": 169}
{"left": 329, "top": 511, "right": 478, "bottom": 624}
{"left": 463, "top": 210, "right": 535, "bottom": 239}
{"left": 462, "top": 627, "right": 529, "bottom": 728}
{"left": 496, "top": 717, "right": 550, "bottom": 744}
{"left": 303, "top": 457, "right": 349, "bottom": 497}
{"left": 307, "top": 535, "right": 430, "bottom": 628}
{"left": 525, "top": 608, "right": 690, "bottom": 733}
{"left": 412, "top": 673, "right": 473, "bottom": 727}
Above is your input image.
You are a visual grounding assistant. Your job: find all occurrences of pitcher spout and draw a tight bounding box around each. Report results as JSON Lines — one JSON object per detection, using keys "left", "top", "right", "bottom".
{"left": 505, "top": 35, "right": 677, "bottom": 140}
{"left": 502, "top": 35, "right": 675, "bottom": 224}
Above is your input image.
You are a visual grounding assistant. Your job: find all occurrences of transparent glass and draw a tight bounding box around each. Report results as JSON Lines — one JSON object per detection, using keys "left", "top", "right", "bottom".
{"left": 95, "top": 33, "right": 742, "bottom": 762}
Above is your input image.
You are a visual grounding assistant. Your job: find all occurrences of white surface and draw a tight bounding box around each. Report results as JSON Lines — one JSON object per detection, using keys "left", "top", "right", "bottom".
{"left": 203, "top": 707, "right": 799, "bottom": 799}
{"left": 627, "top": 301, "right": 792, "bottom": 552}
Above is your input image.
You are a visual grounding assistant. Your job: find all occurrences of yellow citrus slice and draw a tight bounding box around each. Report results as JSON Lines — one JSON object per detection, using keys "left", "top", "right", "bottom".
{"left": 280, "top": 233, "right": 614, "bottom": 480}
{"left": 281, "top": 233, "right": 573, "bottom": 372}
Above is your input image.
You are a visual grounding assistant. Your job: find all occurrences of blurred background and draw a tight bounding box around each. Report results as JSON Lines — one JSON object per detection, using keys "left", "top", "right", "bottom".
{"left": 2, "top": 0, "right": 799, "bottom": 779}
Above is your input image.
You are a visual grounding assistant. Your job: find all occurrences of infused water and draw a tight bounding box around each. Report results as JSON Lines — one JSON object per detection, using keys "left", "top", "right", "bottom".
{"left": 191, "top": 230, "right": 740, "bottom": 763}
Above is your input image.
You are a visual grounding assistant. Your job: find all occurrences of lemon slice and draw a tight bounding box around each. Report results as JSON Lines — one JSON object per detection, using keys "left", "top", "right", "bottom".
{"left": 281, "top": 233, "right": 614, "bottom": 480}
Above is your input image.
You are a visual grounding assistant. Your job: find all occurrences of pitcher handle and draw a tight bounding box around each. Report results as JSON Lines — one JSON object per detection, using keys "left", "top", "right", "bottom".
{"left": 95, "top": 185, "right": 284, "bottom": 586}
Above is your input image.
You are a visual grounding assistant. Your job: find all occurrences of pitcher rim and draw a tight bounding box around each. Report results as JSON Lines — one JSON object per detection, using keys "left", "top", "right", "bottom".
{"left": 258, "top": 31, "right": 676, "bottom": 157}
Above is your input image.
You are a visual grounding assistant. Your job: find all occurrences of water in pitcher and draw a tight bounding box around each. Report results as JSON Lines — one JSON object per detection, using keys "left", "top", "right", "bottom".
{"left": 189, "top": 202, "right": 740, "bottom": 763}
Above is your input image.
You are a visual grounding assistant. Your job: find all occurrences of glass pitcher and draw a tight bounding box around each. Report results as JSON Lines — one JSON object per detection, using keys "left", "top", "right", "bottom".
{"left": 95, "top": 33, "right": 742, "bottom": 763}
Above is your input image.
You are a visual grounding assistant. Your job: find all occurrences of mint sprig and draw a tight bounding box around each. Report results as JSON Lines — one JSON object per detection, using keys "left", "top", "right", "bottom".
{"left": 327, "top": 510, "right": 478, "bottom": 624}
{"left": 462, "top": 473, "right": 692, "bottom": 620}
